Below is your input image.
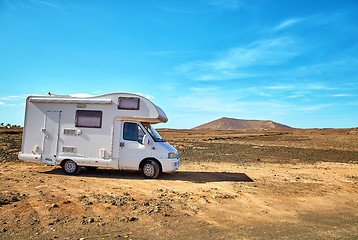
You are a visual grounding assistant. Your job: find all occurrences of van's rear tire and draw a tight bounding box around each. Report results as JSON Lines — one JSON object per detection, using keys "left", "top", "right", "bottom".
{"left": 141, "top": 160, "right": 160, "bottom": 179}
{"left": 62, "top": 160, "right": 81, "bottom": 175}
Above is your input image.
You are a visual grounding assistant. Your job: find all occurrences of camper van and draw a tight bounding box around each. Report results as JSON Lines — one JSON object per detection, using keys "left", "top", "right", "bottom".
{"left": 18, "top": 92, "right": 180, "bottom": 179}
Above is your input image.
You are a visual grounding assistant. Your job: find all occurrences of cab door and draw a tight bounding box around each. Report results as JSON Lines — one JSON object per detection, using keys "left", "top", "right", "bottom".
{"left": 118, "top": 121, "right": 152, "bottom": 169}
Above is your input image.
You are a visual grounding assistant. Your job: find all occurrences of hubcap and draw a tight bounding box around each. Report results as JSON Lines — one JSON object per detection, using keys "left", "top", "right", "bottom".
{"left": 143, "top": 163, "right": 154, "bottom": 177}
{"left": 65, "top": 161, "right": 76, "bottom": 173}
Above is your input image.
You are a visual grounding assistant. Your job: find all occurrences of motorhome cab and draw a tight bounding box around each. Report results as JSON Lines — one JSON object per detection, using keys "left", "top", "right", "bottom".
{"left": 18, "top": 92, "right": 180, "bottom": 179}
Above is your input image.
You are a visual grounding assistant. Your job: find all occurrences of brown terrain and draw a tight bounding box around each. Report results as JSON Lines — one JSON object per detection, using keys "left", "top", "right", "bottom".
{"left": 1, "top": 125, "right": 358, "bottom": 239}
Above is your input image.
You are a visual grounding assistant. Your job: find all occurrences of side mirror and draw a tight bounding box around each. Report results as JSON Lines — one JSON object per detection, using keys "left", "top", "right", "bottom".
{"left": 142, "top": 134, "right": 150, "bottom": 145}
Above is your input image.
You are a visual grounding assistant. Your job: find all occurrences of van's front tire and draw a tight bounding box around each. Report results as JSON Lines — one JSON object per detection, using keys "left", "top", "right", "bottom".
{"left": 62, "top": 160, "right": 81, "bottom": 175}
{"left": 141, "top": 160, "right": 160, "bottom": 179}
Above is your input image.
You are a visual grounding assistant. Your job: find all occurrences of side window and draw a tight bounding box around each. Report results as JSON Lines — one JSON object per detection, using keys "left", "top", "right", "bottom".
{"left": 75, "top": 110, "right": 102, "bottom": 128}
{"left": 123, "top": 122, "right": 137, "bottom": 141}
{"left": 118, "top": 97, "right": 140, "bottom": 110}
{"left": 123, "top": 122, "right": 146, "bottom": 143}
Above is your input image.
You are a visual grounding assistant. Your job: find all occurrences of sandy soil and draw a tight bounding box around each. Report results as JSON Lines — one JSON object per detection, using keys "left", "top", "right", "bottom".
{"left": 1, "top": 128, "right": 358, "bottom": 239}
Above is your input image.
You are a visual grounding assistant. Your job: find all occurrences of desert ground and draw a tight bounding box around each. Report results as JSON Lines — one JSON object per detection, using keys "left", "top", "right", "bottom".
{"left": 1, "top": 127, "right": 358, "bottom": 239}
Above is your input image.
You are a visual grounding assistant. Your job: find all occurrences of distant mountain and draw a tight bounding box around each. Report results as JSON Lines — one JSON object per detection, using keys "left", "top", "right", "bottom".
{"left": 192, "top": 117, "right": 292, "bottom": 130}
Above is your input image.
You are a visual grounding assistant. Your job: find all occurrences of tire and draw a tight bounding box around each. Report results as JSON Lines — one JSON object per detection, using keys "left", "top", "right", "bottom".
{"left": 141, "top": 160, "right": 160, "bottom": 179}
{"left": 85, "top": 166, "right": 98, "bottom": 171}
{"left": 62, "top": 160, "right": 81, "bottom": 175}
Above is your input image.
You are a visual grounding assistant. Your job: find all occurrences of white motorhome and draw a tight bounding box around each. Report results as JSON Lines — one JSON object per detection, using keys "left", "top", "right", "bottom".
{"left": 18, "top": 92, "right": 180, "bottom": 178}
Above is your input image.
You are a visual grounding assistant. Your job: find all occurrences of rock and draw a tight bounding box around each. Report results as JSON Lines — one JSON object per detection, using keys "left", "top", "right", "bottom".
{"left": 79, "top": 195, "right": 87, "bottom": 199}
{"left": 128, "top": 217, "right": 138, "bottom": 222}
{"left": 51, "top": 203, "right": 59, "bottom": 208}
{"left": 89, "top": 218, "right": 95, "bottom": 223}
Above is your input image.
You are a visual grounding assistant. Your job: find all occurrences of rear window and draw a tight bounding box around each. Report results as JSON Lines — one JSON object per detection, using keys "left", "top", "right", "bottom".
{"left": 118, "top": 97, "right": 140, "bottom": 110}
{"left": 75, "top": 110, "right": 102, "bottom": 128}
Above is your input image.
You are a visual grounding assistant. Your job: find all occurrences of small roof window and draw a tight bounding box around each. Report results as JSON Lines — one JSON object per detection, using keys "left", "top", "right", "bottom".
{"left": 118, "top": 97, "right": 140, "bottom": 110}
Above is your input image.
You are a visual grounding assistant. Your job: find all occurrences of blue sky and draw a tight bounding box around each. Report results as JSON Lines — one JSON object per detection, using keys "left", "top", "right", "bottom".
{"left": 1, "top": 0, "right": 357, "bottom": 129}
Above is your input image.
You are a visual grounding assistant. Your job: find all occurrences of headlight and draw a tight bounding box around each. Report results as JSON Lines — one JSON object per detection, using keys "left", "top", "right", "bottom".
{"left": 168, "top": 152, "right": 177, "bottom": 159}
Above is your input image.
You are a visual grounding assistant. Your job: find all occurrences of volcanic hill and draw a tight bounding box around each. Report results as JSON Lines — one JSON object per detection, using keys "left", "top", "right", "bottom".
{"left": 192, "top": 117, "right": 292, "bottom": 130}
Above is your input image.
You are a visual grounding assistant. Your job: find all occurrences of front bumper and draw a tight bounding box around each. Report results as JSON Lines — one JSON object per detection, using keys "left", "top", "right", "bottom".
{"left": 161, "top": 158, "right": 180, "bottom": 172}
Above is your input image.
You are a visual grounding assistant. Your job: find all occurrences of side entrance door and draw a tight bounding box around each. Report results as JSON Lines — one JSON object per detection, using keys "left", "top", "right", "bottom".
{"left": 42, "top": 111, "right": 61, "bottom": 165}
{"left": 114, "top": 120, "right": 152, "bottom": 170}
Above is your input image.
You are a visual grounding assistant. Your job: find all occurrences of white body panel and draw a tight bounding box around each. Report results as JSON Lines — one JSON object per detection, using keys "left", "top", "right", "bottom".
{"left": 18, "top": 92, "right": 179, "bottom": 173}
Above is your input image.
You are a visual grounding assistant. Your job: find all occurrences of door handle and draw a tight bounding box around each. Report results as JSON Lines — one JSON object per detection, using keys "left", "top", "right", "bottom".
{"left": 42, "top": 129, "right": 49, "bottom": 139}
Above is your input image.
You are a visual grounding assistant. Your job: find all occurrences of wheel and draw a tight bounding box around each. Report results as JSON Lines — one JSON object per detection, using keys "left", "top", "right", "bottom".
{"left": 85, "top": 166, "right": 98, "bottom": 171}
{"left": 141, "top": 160, "right": 160, "bottom": 179}
{"left": 62, "top": 160, "right": 81, "bottom": 175}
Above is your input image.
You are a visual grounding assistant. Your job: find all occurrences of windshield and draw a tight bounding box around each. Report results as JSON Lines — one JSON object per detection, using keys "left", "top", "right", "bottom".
{"left": 142, "top": 123, "right": 165, "bottom": 142}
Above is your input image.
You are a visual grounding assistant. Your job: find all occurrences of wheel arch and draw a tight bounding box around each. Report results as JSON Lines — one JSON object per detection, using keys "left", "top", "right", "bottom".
{"left": 139, "top": 157, "right": 162, "bottom": 173}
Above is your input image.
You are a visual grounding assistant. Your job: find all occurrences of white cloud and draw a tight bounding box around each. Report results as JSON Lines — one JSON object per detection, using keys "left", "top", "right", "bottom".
{"left": 175, "top": 93, "right": 292, "bottom": 114}
{"left": 208, "top": 0, "right": 242, "bottom": 11}
{"left": 0, "top": 95, "right": 26, "bottom": 101}
{"left": 287, "top": 94, "right": 305, "bottom": 98}
{"left": 29, "top": 0, "right": 61, "bottom": 9}
{"left": 134, "top": 92, "right": 155, "bottom": 100}
{"left": 275, "top": 18, "right": 305, "bottom": 31}
{"left": 297, "top": 104, "right": 332, "bottom": 111}
{"left": 0, "top": 95, "right": 27, "bottom": 106}
{"left": 305, "top": 83, "right": 336, "bottom": 90}
{"left": 219, "top": 37, "right": 298, "bottom": 68}
{"left": 69, "top": 93, "right": 94, "bottom": 98}
{"left": 267, "top": 85, "right": 294, "bottom": 90}
{"left": 176, "top": 37, "right": 300, "bottom": 81}
{"left": 175, "top": 95, "right": 248, "bottom": 113}
{"left": 330, "top": 94, "right": 352, "bottom": 97}
{"left": 259, "top": 92, "right": 271, "bottom": 97}
{"left": 0, "top": 102, "right": 18, "bottom": 107}
{"left": 189, "top": 87, "right": 218, "bottom": 93}
{"left": 160, "top": 0, "right": 243, "bottom": 15}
